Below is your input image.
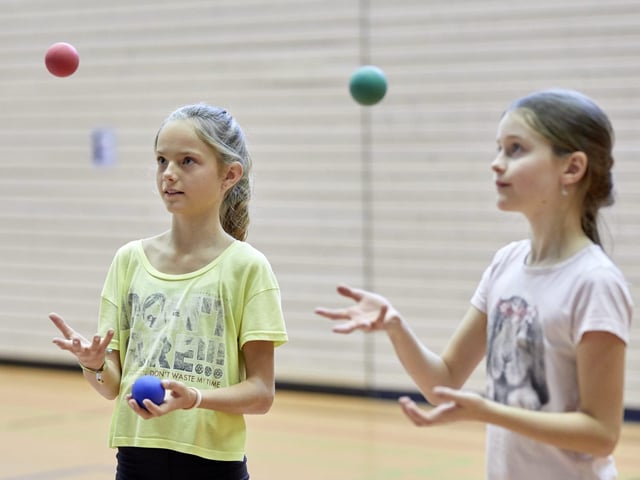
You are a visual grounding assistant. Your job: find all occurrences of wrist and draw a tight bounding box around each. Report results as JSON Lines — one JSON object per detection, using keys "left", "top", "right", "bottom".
{"left": 185, "top": 387, "right": 202, "bottom": 410}
{"left": 477, "top": 396, "right": 500, "bottom": 423}
{"left": 385, "top": 312, "right": 406, "bottom": 334}
{"left": 79, "top": 361, "right": 105, "bottom": 372}
{"left": 79, "top": 360, "right": 107, "bottom": 384}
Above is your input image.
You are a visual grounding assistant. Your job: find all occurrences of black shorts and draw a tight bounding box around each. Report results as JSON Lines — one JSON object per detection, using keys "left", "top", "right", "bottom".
{"left": 115, "top": 447, "right": 250, "bottom": 480}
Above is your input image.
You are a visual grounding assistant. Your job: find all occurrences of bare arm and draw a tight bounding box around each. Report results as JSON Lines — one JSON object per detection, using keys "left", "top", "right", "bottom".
{"left": 493, "top": 330, "right": 624, "bottom": 456}
{"left": 315, "top": 285, "right": 487, "bottom": 404}
{"left": 389, "top": 304, "right": 487, "bottom": 398}
{"left": 197, "top": 339, "right": 276, "bottom": 414}
{"left": 131, "top": 340, "right": 276, "bottom": 417}
{"left": 400, "top": 331, "right": 626, "bottom": 457}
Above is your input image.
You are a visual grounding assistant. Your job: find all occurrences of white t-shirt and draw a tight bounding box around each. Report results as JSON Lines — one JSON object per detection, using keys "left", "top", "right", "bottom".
{"left": 471, "top": 240, "right": 632, "bottom": 480}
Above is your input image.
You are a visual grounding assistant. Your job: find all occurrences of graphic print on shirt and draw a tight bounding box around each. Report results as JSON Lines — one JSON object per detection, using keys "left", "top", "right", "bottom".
{"left": 486, "top": 296, "right": 549, "bottom": 410}
{"left": 123, "top": 290, "right": 227, "bottom": 386}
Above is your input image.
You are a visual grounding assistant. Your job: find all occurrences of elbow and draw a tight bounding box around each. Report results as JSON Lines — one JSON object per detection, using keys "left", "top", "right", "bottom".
{"left": 582, "top": 423, "right": 620, "bottom": 457}
{"left": 577, "top": 408, "right": 622, "bottom": 457}
{"left": 249, "top": 381, "right": 275, "bottom": 414}
{"left": 102, "top": 386, "right": 120, "bottom": 401}
{"left": 592, "top": 431, "right": 620, "bottom": 458}
{"left": 252, "top": 389, "right": 274, "bottom": 414}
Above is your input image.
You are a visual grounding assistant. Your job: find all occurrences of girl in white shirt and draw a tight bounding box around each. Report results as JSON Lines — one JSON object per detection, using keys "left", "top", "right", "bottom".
{"left": 315, "top": 89, "right": 632, "bottom": 479}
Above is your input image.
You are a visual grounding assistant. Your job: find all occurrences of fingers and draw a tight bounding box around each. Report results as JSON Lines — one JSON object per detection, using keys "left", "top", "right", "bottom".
{"left": 431, "top": 386, "right": 473, "bottom": 406}
{"left": 400, "top": 387, "right": 483, "bottom": 427}
{"left": 49, "top": 312, "right": 76, "bottom": 339}
{"left": 127, "top": 381, "right": 193, "bottom": 418}
{"left": 316, "top": 285, "right": 391, "bottom": 335}
{"left": 398, "top": 396, "right": 431, "bottom": 426}
{"left": 331, "top": 307, "right": 386, "bottom": 333}
{"left": 399, "top": 395, "right": 459, "bottom": 426}
{"left": 50, "top": 313, "right": 114, "bottom": 365}
{"left": 432, "top": 385, "right": 455, "bottom": 400}
{"left": 316, "top": 297, "right": 388, "bottom": 334}
{"left": 127, "top": 396, "right": 154, "bottom": 419}
{"left": 314, "top": 285, "right": 358, "bottom": 320}
{"left": 50, "top": 312, "right": 84, "bottom": 352}
{"left": 331, "top": 322, "right": 360, "bottom": 334}
{"left": 90, "top": 334, "right": 102, "bottom": 350}
{"left": 336, "top": 284, "right": 361, "bottom": 301}
{"left": 313, "top": 307, "right": 351, "bottom": 320}
{"left": 313, "top": 285, "right": 356, "bottom": 320}
{"left": 98, "top": 329, "right": 115, "bottom": 352}
{"left": 162, "top": 379, "right": 186, "bottom": 393}
{"left": 398, "top": 396, "right": 416, "bottom": 413}
{"left": 162, "top": 380, "right": 198, "bottom": 409}
{"left": 375, "top": 304, "right": 388, "bottom": 325}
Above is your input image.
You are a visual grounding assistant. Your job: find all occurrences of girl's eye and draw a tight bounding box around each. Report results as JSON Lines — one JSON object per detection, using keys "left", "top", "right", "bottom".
{"left": 156, "top": 156, "right": 166, "bottom": 165}
{"left": 183, "top": 156, "right": 195, "bottom": 165}
{"left": 507, "top": 143, "right": 523, "bottom": 156}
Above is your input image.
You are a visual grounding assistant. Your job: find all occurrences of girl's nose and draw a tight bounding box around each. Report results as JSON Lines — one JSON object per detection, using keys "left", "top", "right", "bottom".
{"left": 491, "top": 154, "right": 506, "bottom": 173}
{"left": 163, "top": 162, "right": 178, "bottom": 180}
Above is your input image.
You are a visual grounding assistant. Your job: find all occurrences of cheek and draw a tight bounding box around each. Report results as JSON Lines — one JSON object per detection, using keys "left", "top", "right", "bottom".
{"left": 506, "top": 164, "right": 531, "bottom": 193}
{"left": 512, "top": 162, "right": 554, "bottom": 192}
{"left": 156, "top": 173, "right": 169, "bottom": 195}
{"left": 515, "top": 173, "right": 560, "bottom": 209}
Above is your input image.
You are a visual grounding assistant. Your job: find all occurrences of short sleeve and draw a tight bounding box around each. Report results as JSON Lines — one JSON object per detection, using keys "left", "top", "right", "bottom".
{"left": 470, "top": 262, "right": 492, "bottom": 314}
{"left": 470, "top": 242, "right": 523, "bottom": 314}
{"left": 572, "top": 266, "right": 633, "bottom": 345}
{"left": 238, "top": 253, "right": 288, "bottom": 348}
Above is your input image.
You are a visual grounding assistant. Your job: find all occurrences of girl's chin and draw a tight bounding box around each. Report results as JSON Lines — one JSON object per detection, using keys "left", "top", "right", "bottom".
{"left": 496, "top": 199, "right": 515, "bottom": 212}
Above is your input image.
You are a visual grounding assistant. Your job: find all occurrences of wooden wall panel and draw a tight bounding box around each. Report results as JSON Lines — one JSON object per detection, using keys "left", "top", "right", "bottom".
{"left": 0, "top": 0, "right": 638, "bottom": 407}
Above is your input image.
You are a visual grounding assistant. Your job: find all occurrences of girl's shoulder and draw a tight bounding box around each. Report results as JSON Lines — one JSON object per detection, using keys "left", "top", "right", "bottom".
{"left": 491, "top": 239, "right": 530, "bottom": 264}
{"left": 223, "top": 241, "right": 274, "bottom": 272}
{"left": 226, "top": 240, "right": 268, "bottom": 260}
{"left": 112, "top": 239, "right": 145, "bottom": 261}
{"left": 573, "top": 244, "right": 629, "bottom": 286}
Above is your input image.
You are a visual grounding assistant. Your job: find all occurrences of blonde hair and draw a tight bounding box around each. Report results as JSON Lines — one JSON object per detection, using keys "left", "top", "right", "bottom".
{"left": 155, "top": 104, "right": 252, "bottom": 240}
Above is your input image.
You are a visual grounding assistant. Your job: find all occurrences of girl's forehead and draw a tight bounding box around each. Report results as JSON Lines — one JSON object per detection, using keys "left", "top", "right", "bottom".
{"left": 158, "top": 119, "right": 196, "bottom": 137}
{"left": 156, "top": 120, "right": 202, "bottom": 147}
{"left": 497, "top": 111, "right": 528, "bottom": 135}
{"left": 496, "top": 111, "right": 543, "bottom": 142}
{"left": 156, "top": 120, "right": 221, "bottom": 160}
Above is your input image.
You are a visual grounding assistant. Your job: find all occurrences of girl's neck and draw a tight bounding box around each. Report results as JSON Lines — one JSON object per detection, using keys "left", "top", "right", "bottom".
{"left": 526, "top": 215, "right": 592, "bottom": 267}
{"left": 526, "top": 205, "right": 593, "bottom": 267}
{"left": 144, "top": 222, "right": 234, "bottom": 275}
{"left": 168, "top": 213, "right": 233, "bottom": 250}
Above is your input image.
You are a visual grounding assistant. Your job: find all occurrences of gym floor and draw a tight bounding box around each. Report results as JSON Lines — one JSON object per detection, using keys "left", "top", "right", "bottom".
{"left": 1, "top": 364, "right": 639, "bottom": 479}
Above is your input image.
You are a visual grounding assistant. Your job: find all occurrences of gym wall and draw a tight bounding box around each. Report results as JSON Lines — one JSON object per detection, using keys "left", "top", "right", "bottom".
{"left": 0, "top": 0, "right": 638, "bottom": 409}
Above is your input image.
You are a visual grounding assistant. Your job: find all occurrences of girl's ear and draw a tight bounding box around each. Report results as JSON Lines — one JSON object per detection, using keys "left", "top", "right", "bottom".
{"left": 562, "top": 151, "right": 588, "bottom": 186}
{"left": 222, "top": 162, "right": 243, "bottom": 191}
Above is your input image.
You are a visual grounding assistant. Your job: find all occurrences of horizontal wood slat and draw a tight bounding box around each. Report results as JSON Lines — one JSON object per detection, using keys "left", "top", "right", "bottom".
{"left": 0, "top": 0, "right": 637, "bottom": 408}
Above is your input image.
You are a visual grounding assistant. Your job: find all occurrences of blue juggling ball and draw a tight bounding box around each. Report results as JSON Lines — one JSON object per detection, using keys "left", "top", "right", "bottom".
{"left": 131, "top": 375, "right": 165, "bottom": 410}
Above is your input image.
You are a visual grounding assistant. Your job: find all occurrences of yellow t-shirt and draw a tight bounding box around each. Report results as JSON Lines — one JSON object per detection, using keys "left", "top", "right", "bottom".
{"left": 99, "top": 239, "right": 288, "bottom": 461}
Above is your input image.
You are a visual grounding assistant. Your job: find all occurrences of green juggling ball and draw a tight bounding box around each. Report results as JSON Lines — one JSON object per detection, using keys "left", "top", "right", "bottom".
{"left": 349, "top": 65, "right": 388, "bottom": 106}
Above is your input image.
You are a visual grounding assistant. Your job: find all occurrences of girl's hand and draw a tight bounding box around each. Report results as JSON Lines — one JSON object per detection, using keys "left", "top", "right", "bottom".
{"left": 126, "top": 379, "right": 201, "bottom": 419}
{"left": 49, "top": 312, "right": 114, "bottom": 370}
{"left": 398, "top": 387, "right": 488, "bottom": 426}
{"left": 314, "top": 284, "right": 401, "bottom": 333}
